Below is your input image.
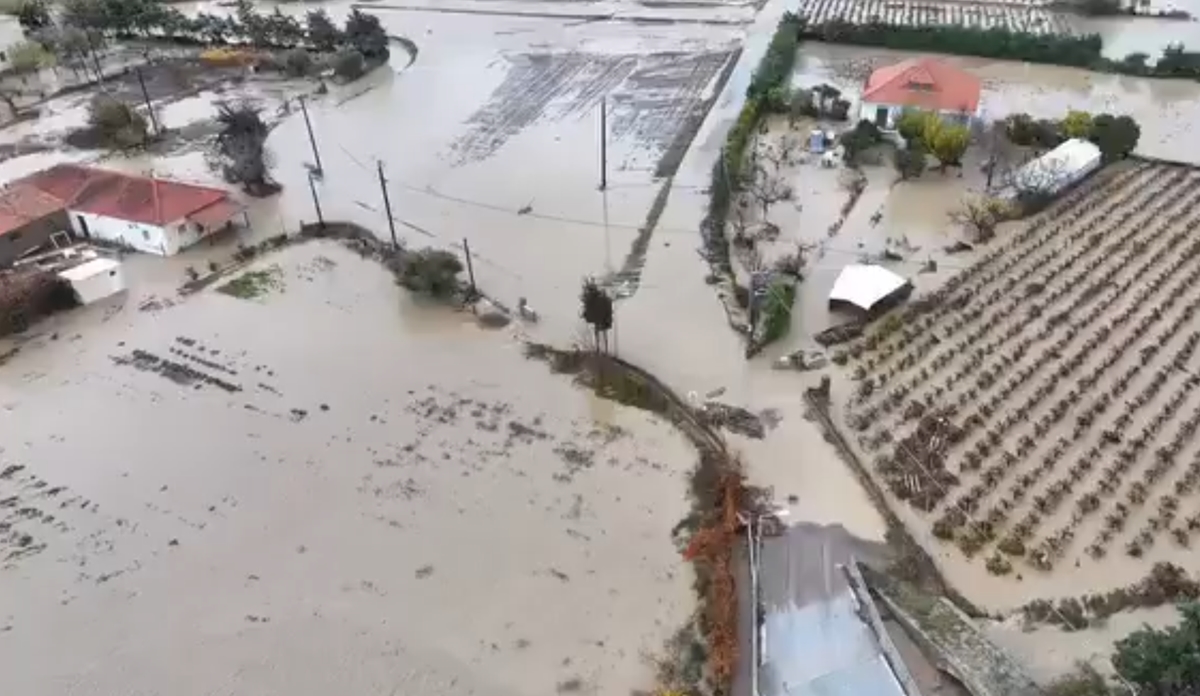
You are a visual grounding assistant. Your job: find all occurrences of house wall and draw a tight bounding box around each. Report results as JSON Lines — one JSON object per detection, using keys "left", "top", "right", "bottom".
{"left": 0, "top": 210, "right": 69, "bottom": 269}
{"left": 859, "top": 102, "right": 982, "bottom": 132}
{"left": 170, "top": 214, "right": 233, "bottom": 252}
{"left": 66, "top": 210, "right": 180, "bottom": 256}
{"left": 67, "top": 265, "right": 126, "bottom": 304}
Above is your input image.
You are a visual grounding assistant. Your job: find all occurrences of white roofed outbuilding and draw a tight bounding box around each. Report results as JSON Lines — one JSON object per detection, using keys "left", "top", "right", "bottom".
{"left": 1003, "top": 138, "right": 1101, "bottom": 201}
{"left": 829, "top": 264, "right": 912, "bottom": 313}
{"left": 57, "top": 257, "right": 125, "bottom": 304}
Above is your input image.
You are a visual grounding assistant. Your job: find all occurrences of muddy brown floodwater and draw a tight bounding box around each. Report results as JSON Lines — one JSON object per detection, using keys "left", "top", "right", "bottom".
{"left": 0, "top": 241, "right": 697, "bottom": 695}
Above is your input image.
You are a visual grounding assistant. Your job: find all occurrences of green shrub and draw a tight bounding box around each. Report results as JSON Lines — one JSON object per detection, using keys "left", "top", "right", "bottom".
{"left": 332, "top": 48, "right": 366, "bottom": 80}
{"left": 283, "top": 48, "right": 314, "bottom": 77}
{"left": 761, "top": 278, "right": 795, "bottom": 344}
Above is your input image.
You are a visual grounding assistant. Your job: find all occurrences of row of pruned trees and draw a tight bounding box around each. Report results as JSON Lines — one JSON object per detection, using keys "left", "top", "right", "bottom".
{"left": 11, "top": 0, "right": 388, "bottom": 61}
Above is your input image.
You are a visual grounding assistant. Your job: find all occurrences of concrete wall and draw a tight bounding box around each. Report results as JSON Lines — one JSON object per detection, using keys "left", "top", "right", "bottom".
{"left": 0, "top": 210, "right": 69, "bottom": 268}
{"left": 67, "top": 210, "right": 178, "bottom": 256}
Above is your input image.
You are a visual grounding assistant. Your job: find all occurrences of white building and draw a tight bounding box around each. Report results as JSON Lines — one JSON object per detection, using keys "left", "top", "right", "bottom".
{"left": 0, "top": 15, "right": 26, "bottom": 72}
{"left": 829, "top": 264, "right": 912, "bottom": 314}
{"left": 1003, "top": 138, "right": 1102, "bottom": 201}
{"left": 58, "top": 256, "right": 125, "bottom": 304}
{"left": 858, "top": 57, "right": 983, "bottom": 132}
{"left": 19, "top": 164, "right": 243, "bottom": 256}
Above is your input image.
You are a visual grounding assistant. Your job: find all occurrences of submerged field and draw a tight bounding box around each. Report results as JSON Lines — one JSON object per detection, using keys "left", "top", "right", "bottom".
{"left": 834, "top": 161, "right": 1200, "bottom": 610}
{"left": 0, "top": 241, "right": 697, "bottom": 694}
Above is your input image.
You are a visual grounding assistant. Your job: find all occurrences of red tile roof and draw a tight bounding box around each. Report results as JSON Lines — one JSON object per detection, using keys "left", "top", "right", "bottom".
{"left": 862, "top": 58, "right": 981, "bottom": 114}
{"left": 0, "top": 182, "right": 67, "bottom": 238}
{"left": 18, "top": 164, "right": 232, "bottom": 227}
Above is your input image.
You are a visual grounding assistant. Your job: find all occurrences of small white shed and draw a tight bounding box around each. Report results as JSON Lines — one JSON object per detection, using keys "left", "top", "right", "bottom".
{"left": 829, "top": 264, "right": 912, "bottom": 313}
{"left": 58, "top": 257, "right": 125, "bottom": 304}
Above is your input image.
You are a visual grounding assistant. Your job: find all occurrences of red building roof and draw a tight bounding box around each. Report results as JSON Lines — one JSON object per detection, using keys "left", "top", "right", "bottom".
{"left": 862, "top": 58, "right": 981, "bottom": 114}
{"left": 18, "top": 164, "right": 233, "bottom": 227}
{"left": 0, "top": 182, "right": 68, "bottom": 238}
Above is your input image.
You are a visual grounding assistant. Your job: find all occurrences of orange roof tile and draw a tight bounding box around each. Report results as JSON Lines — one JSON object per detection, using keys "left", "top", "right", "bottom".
{"left": 0, "top": 182, "right": 67, "bottom": 238}
{"left": 18, "top": 165, "right": 232, "bottom": 228}
{"left": 862, "top": 58, "right": 981, "bottom": 114}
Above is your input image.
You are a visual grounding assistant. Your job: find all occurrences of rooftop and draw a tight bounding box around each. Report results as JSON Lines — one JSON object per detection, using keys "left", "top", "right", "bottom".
{"left": 18, "top": 164, "right": 232, "bottom": 228}
{"left": 863, "top": 58, "right": 982, "bottom": 114}
{"left": 0, "top": 182, "right": 68, "bottom": 238}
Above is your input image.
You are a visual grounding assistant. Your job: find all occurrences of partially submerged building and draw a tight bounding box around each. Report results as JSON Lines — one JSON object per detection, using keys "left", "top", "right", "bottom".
{"left": 859, "top": 58, "right": 982, "bottom": 132}
{"left": 19, "top": 165, "right": 245, "bottom": 256}
{"left": 829, "top": 264, "right": 913, "bottom": 315}
{"left": 0, "top": 181, "right": 72, "bottom": 268}
{"left": 1001, "top": 138, "right": 1102, "bottom": 202}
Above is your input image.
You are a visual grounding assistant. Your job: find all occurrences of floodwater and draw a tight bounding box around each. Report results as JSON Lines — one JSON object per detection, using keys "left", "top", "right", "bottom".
{"left": 0, "top": 241, "right": 696, "bottom": 695}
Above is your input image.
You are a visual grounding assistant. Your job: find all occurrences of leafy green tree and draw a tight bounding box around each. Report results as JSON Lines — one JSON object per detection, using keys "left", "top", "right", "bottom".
{"left": 1113, "top": 602, "right": 1200, "bottom": 695}
{"left": 9, "top": 40, "right": 50, "bottom": 75}
{"left": 894, "top": 141, "right": 927, "bottom": 179}
{"left": 306, "top": 9, "right": 340, "bottom": 52}
{"left": 1120, "top": 52, "right": 1150, "bottom": 74}
{"left": 267, "top": 8, "right": 303, "bottom": 47}
{"left": 87, "top": 94, "right": 149, "bottom": 148}
{"left": 399, "top": 249, "right": 463, "bottom": 298}
{"left": 930, "top": 123, "right": 969, "bottom": 168}
{"left": 332, "top": 48, "right": 364, "bottom": 80}
{"left": 1005, "top": 113, "right": 1037, "bottom": 146}
{"left": 61, "top": 0, "right": 107, "bottom": 32}
{"left": 12, "top": 0, "right": 50, "bottom": 30}
{"left": 896, "top": 109, "right": 926, "bottom": 142}
{"left": 580, "top": 278, "right": 614, "bottom": 354}
{"left": 1089, "top": 114, "right": 1141, "bottom": 162}
{"left": 283, "top": 48, "right": 313, "bottom": 77}
{"left": 343, "top": 8, "right": 388, "bottom": 60}
{"left": 1061, "top": 110, "right": 1093, "bottom": 139}
{"left": 235, "top": 0, "right": 270, "bottom": 47}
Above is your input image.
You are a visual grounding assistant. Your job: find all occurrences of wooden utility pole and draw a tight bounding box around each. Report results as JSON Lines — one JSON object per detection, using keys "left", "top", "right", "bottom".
{"left": 135, "top": 68, "right": 160, "bottom": 136}
{"left": 307, "top": 171, "right": 324, "bottom": 228}
{"left": 376, "top": 160, "right": 398, "bottom": 249}
{"left": 299, "top": 96, "right": 322, "bottom": 176}
{"left": 599, "top": 96, "right": 607, "bottom": 191}
{"left": 462, "top": 238, "right": 477, "bottom": 297}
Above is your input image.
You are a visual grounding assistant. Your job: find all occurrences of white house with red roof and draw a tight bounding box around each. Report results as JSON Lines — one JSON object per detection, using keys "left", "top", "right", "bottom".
{"left": 859, "top": 58, "right": 983, "bottom": 132}
{"left": 16, "top": 164, "right": 244, "bottom": 256}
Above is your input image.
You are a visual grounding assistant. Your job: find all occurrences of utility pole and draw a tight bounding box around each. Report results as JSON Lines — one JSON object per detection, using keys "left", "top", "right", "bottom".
{"left": 599, "top": 96, "right": 607, "bottom": 191}
{"left": 462, "top": 238, "right": 477, "bottom": 298}
{"left": 299, "top": 96, "right": 322, "bottom": 176}
{"left": 135, "top": 68, "right": 159, "bottom": 136}
{"left": 307, "top": 171, "right": 324, "bottom": 228}
{"left": 376, "top": 160, "right": 398, "bottom": 249}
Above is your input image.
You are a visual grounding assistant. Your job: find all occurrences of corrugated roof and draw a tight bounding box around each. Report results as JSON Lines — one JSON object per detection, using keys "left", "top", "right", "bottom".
{"left": 0, "top": 182, "right": 67, "bottom": 238}
{"left": 19, "top": 164, "right": 232, "bottom": 227}
{"left": 862, "top": 58, "right": 981, "bottom": 114}
{"left": 762, "top": 590, "right": 907, "bottom": 696}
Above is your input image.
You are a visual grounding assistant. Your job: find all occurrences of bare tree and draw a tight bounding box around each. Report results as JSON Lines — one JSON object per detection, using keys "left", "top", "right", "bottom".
{"left": 949, "top": 196, "right": 1010, "bottom": 243}
{"left": 1001, "top": 156, "right": 1069, "bottom": 209}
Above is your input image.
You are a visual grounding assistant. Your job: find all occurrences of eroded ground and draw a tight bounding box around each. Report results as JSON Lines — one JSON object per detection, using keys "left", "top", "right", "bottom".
{"left": 834, "top": 161, "right": 1200, "bottom": 611}
{"left": 0, "top": 241, "right": 696, "bottom": 695}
